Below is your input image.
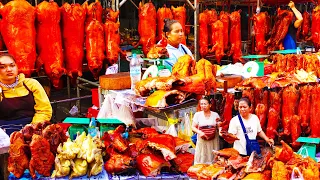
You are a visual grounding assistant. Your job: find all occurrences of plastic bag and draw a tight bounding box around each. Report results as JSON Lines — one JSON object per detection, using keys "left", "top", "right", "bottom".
{"left": 297, "top": 146, "right": 309, "bottom": 159}
{"left": 291, "top": 167, "right": 304, "bottom": 180}
{"left": 165, "top": 112, "right": 178, "bottom": 137}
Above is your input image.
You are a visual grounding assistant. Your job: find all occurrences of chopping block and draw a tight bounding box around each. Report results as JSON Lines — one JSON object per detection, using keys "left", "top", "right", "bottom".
{"left": 296, "top": 137, "right": 320, "bottom": 162}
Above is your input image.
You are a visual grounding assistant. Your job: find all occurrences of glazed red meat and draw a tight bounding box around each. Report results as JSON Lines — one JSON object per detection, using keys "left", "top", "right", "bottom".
{"left": 199, "top": 12, "right": 209, "bottom": 58}
{"left": 29, "top": 134, "right": 55, "bottom": 178}
{"left": 61, "top": 3, "right": 86, "bottom": 78}
{"left": 291, "top": 115, "right": 301, "bottom": 149}
{"left": 220, "top": 93, "right": 234, "bottom": 131}
{"left": 253, "top": 12, "right": 270, "bottom": 55}
{"left": 310, "top": 84, "right": 320, "bottom": 138}
{"left": 266, "top": 107, "right": 279, "bottom": 139}
{"left": 171, "top": 5, "right": 186, "bottom": 45}
{"left": 312, "top": 7, "right": 320, "bottom": 51}
{"left": 156, "top": 5, "right": 173, "bottom": 42}
{"left": 104, "top": 9, "right": 121, "bottom": 65}
{"left": 138, "top": 2, "right": 156, "bottom": 55}
{"left": 136, "top": 154, "right": 170, "bottom": 177}
{"left": 36, "top": 0, "right": 65, "bottom": 88}
{"left": 1, "top": 0, "right": 36, "bottom": 77}
{"left": 86, "top": 15, "right": 105, "bottom": 78}
{"left": 219, "top": 11, "right": 230, "bottom": 51}
{"left": 298, "top": 85, "right": 311, "bottom": 131}
{"left": 255, "top": 104, "right": 267, "bottom": 131}
{"left": 281, "top": 85, "right": 298, "bottom": 136}
{"left": 207, "top": 9, "right": 218, "bottom": 46}
{"left": 210, "top": 20, "right": 224, "bottom": 64}
{"left": 229, "top": 10, "right": 242, "bottom": 63}
{"left": 83, "top": 0, "right": 102, "bottom": 26}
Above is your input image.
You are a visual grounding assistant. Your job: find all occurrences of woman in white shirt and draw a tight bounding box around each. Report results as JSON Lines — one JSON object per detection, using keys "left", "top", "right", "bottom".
{"left": 162, "top": 19, "right": 193, "bottom": 67}
{"left": 192, "top": 96, "right": 220, "bottom": 164}
{"left": 228, "top": 97, "right": 274, "bottom": 156}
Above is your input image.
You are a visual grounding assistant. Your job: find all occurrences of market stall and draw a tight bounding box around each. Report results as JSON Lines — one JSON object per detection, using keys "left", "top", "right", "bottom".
{"left": 2, "top": 0, "right": 320, "bottom": 179}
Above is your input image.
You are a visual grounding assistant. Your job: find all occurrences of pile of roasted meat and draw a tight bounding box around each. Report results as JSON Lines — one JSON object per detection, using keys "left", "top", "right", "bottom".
{"left": 135, "top": 55, "right": 217, "bottom": 107}
{"left": 103, "top": 126, "right": 194, "bottom": 176}
{"left": 8, "top": 122, "right": 67, "bottom": 178}
{"left": 187, "top": 141, "right": 319, "bottom": 180}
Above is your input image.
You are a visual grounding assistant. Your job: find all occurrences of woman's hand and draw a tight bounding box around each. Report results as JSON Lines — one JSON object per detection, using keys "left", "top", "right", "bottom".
{"left": 288, "top": 1, "right": 295, "bottom": 9}
{"left": 198, "top": 131, "right": 207, "bottom": 139}
{"left": 266, "top": 138, "right": 274, "bottom": 146}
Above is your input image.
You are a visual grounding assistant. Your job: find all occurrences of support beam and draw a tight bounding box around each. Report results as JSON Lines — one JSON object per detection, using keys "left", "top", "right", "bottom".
{"left": 194, "top": 0, "right": 199, "bottom": 61}
{"left": 129, "top": 0, "right": 139, "bottom": 9}
{"left": 119, "top": 0, "right": 127, "bottom": 7}
{"left": 186, "top": 0, "right": 195, "bottom": 10}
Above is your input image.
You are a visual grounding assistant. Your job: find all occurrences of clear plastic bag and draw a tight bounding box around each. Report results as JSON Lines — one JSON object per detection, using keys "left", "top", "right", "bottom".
{"left": 291, "top": 167, "right": 304, "bottom": 180}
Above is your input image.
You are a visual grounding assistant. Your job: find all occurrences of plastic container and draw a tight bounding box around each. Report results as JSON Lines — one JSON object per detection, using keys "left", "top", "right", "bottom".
{"left": 91, "top": 88, "right": 99, "bottom": 107}
{"left": 130, "top": 53, "right": 141, "bottom": 90}
{"left": 63, "top": 117, "right": 90, "bottom": 140}
{"left": 88, "top": 118, "right": 97, "bottom": 137}
{"left": 98, "top": 118, "right": 125, "bottom": 137}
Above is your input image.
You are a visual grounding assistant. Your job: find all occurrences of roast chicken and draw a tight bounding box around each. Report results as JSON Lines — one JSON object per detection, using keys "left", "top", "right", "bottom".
{"left": 61, "top": 3, "right": 86, "bottom": 78}
{"left": 51, "top": 154, "right": 71, "bottom": 178}
{"left": 36, "top": 0, "right": 65, "bottom": 88}
{"left": 29, "top": 134, "right": 55, "bottom": 178}
{"left": 7, "top": 132, "right": 30, "bottom": 178}
{"left": 42, "top": 124, "right": 68, "bottom": 154}
{"left": 1, "top": 0, "right": 36, "bottom": 77}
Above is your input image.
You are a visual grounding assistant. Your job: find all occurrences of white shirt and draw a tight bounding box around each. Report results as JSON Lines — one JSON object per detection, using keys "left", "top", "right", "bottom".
{"left": 193, "top": 111, "right": 220, "bottom": 127}
{"left": 228, "top": 114, "right": 262, "bottom": 155}
{"left": 164, "top": 44, "right": 194, "bottom": 68}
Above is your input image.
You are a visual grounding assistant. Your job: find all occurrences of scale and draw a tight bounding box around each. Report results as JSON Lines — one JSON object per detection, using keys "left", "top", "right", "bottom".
{"left": 241, "top": 55, "right": 270, "bottom": 77}
{"left": 296, "top": 137, "right": 320, "bottom": 162}
{"left": 141, "top": 58, "right": 175, "bottom": 79}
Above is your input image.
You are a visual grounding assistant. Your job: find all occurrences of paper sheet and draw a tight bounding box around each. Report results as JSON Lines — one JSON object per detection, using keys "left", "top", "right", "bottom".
{"left": 0, "top": 128, "right": 10, "bottom": 154}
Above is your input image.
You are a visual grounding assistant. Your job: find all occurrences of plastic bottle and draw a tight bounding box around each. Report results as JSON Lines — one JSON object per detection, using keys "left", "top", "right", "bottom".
{"left": 130, "top": 53, "right": 141, "bottom": 90}
{"left": 88, "top": 118, "right": 97, "bottom": 137}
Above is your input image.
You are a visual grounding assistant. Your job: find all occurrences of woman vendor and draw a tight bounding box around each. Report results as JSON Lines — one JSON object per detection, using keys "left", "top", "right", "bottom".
{"left": 228, "top": 97, "right": 274, "bottom": 156}
{"left": 192, "top": 96, "right": 220, "bottom": 164}
{"left": 0, "top": 54, "right": 52, "bottom": 135}
{"left": 162, "top": 19, "right": 193, "bottom": 67}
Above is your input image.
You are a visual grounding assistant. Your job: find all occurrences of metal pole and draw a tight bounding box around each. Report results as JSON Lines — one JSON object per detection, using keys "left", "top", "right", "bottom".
{"left": 51, "top": 95, "right": 92, "bottom": 104}
{"left": 119, "top": 0, "right": 127, "bottom": 7}
{"left": 186, "top": 0, "right": 195, "bottom": 10}
{"left": 77, "top": 84, "right": 92, "bottom": 91}
{"left": 194, "top": 0, "right": 199, "bottom": 61}
{"left": 77, "top": 77, "right": 99, "bottom": 87}
{"left": 76, "top": 78, "right": 80, "bottom": 110}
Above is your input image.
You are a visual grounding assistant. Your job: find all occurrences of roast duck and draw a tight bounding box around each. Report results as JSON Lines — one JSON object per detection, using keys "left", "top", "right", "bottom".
{"left": 252, "top": 12, "right": 270, "bottom": 55}
{"left": 171, "top": 5, "right": 187, "bottom": 45}
{"left": 229, "top": 10, "right": 242, "bottom": 63}
{"left": 136, "top": 2, "right": 156, "bottom": 56}
{"left": 266, "top": 8, "right": 293, "bottom": 52}
{"left": 85, "top": 3, "right": 105, "bottom": 78}
{"left": 36, "top": 0, "right": 65, "bottom": 88}
{"left": 104, "top": 8, "right": 123, "bottom": 65}
{"left": 61, "top": 3, "right": 86, "bottom": 78}
{"left": 1, "top": 0, "right": 36, "bottom": 77}
{"left": 312, "top": 6, "right": 320, "bottom": 51}
{"left": 297, "top": 11, "right": 310, "bottom": 42}
{"left": 156, "top": 5, "right": 173, "bottom": 42}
